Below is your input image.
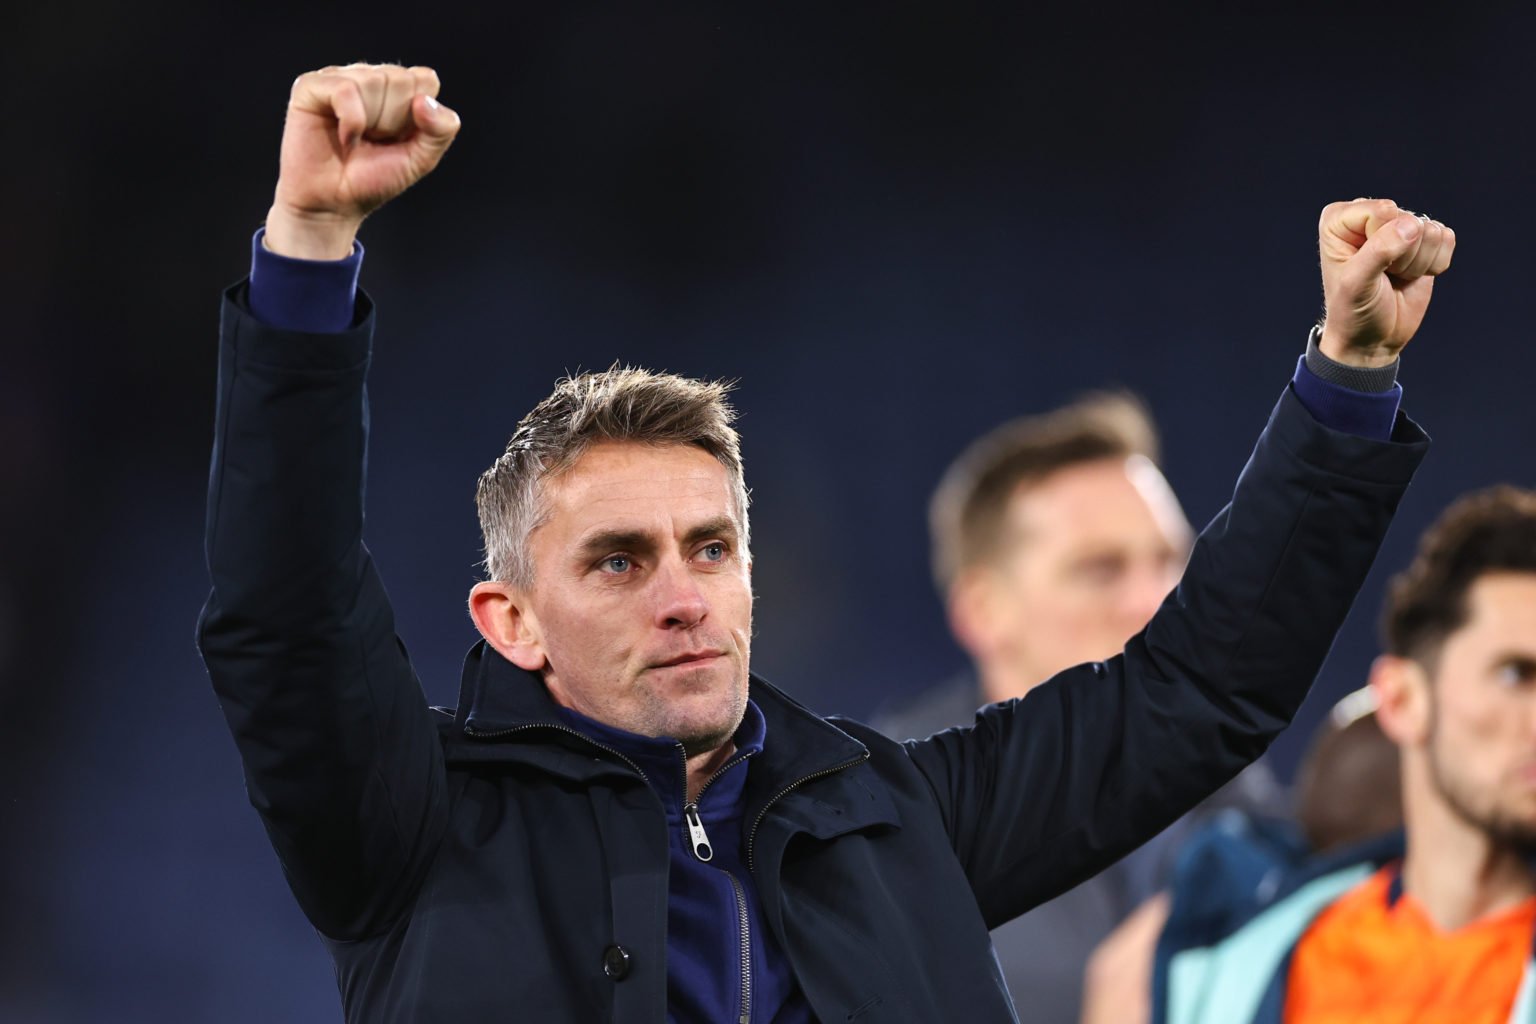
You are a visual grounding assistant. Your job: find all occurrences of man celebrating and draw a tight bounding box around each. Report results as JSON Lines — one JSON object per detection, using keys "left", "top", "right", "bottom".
{"left": 198, "top": 63, "right": 1452, "bottom": 1022}
{"left": 1152, "top": 487, "right": 1536, "bottom": 1024}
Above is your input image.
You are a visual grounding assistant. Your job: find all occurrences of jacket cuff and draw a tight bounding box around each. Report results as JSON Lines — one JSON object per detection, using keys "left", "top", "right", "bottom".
{"left": 1269, "top": 386, "right": 1428, "bottom": 485}
{"left": 221, "top": 280, "right": 375, "bottom": 373}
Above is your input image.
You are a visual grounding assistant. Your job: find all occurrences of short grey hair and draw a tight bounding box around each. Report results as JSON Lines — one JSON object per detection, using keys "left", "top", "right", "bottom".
{"left": 476, "top": 366, "right": 750, "bottom": 586}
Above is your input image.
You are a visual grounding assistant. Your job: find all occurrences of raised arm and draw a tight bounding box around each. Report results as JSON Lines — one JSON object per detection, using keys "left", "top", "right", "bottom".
{"left": 907, "top": 199, "right": 1453, "bottom": 924}
{"left": 196, "top": 64, "right": 462, "bottom": 940}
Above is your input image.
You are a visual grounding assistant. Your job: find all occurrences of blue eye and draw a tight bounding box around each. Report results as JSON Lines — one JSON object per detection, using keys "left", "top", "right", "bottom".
{"left": 699, "top": 543, "right": 726, "bottom": 562}
{"left": 601, "top": 556, "right": 631, "bottom": 574}
{"left": 1496, "top": 658, "right": 1536, "bottom": 687}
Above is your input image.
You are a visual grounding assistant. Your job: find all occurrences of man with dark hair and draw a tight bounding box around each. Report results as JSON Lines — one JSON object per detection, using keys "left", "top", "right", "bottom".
{"left": 198, "top": 63, "right": 1453, "bottom": 1022}
{"left": 1149, "top": 487, "right": 1536, "bottom": 1024}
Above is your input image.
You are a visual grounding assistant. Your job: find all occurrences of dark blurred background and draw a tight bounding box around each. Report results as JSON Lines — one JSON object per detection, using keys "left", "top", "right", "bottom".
{"left": 4, "top": 3, "right": 1534, "bottom": 1020}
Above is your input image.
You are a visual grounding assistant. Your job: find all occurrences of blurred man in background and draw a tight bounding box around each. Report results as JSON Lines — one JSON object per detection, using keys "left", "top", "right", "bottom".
{"left": 1149, "top": 486, "right": 1536, "bottom": 1024}
{"left": 876, "top": 393, "right": 1283, "bottom": 1023}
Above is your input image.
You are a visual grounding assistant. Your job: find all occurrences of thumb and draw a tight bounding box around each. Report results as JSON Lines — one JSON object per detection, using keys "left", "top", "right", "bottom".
{"left": 1350, "top": 214, "right": 1424, "bottom": 279}
{"left": 411, "top": 93, "right": 462, "bottom": 151}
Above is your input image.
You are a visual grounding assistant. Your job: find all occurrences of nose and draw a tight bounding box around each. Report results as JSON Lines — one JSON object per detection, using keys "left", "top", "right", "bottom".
{"left": 653, "top": 557, "right": 709, "bottom": 629}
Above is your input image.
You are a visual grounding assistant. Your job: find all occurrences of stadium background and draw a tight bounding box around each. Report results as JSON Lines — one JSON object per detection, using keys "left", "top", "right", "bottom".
{"left": 4, "top": 5, "right": 1534, "bottom": 1019}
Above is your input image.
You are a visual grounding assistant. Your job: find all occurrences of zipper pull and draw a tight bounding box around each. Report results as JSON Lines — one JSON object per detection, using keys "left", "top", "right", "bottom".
{"left": 684, "top": 803, "right": 714, "bottom": 862}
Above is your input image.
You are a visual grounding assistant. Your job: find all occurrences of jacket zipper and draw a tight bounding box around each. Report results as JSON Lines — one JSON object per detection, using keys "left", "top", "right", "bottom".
{"left": 683, "top": 804, "right": 714, "bottom": 861}
{"left": 679, "top": 745, "right": 758, "bottom": 1023}
{"left": 735, "top": 749, "right": 871, "bottom": 1017}
{"left": 727, "top": 871, "right": 752, "bottom": 1024}
{"left": 679, "top": 745, "right": 755, "bottom": 861}
{"left": 746, "top": 752, "right": 870, "bottom": 873}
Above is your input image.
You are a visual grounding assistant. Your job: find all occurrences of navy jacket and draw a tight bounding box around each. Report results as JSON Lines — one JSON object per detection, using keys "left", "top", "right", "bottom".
{"left": 198, "top": 284, "right": 1427, "bottom": 1022}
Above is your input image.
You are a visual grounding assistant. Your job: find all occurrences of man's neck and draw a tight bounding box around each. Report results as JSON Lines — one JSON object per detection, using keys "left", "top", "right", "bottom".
{"left": 1402, "top": 794, "right": 1536, "bottom": 932}
{"left": 685, "top": 742, "right": 737, "bottom": 803}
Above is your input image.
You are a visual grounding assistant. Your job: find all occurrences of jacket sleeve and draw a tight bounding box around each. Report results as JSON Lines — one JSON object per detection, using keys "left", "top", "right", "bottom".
{"left": 904, "top": 387, "right": 1428, "bottom": 928}
{"left": 196, "top": 283, "right": 448, "bottom": 940}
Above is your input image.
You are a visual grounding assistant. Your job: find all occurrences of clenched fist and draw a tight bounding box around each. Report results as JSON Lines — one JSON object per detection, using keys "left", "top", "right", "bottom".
{"left": 1318, "top": 198, "right": 1455, "bottom": 367}
{"left": 265, "top": 63, "right": 462, "bottom": 260}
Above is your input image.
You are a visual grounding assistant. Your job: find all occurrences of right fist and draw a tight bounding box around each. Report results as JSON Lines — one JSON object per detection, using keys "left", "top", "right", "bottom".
{"left": 265, "top": 63, "right": 462, "bottom": 259}
{"left": 1316, "top": 197, "right": 1454, "bottom": 368}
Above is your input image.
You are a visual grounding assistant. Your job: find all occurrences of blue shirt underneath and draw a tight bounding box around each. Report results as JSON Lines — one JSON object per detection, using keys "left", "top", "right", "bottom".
{"left": 555, "top": 701, "right": 809, "bottom": 1023}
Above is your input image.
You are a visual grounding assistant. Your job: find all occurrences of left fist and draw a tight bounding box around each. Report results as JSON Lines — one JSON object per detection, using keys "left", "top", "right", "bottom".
{"left": 1318, "top": 198, "right": 1455, "bottom": 367}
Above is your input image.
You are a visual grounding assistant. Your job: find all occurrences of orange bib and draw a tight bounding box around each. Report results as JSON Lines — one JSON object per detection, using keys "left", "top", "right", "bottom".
{"left": 1285, "top": 865, "right": 1536, "bottom": 1024}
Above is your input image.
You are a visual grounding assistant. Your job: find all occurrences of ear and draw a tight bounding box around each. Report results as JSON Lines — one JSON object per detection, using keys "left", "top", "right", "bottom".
{"left": 468, "top": 581, "right": 547, "bottom": 672}
{"left": 947, "top": 567, "right": 1000, "bottom": 660}
{"left": 1370, "top": 654, "right": 1432, "bottom": 747}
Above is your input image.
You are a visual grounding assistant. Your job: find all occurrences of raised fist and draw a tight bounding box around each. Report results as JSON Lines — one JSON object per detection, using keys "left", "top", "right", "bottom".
{"left": 1317, "top": 198, "right": 1455, "bottom": 367}
{"left": 265, "top": 63, "right": 462, "bottom": 260}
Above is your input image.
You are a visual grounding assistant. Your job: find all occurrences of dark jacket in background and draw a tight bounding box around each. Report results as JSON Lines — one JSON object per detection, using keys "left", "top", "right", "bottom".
{"left": 197, "top": 286, "right": 1426, "bottom": 1022}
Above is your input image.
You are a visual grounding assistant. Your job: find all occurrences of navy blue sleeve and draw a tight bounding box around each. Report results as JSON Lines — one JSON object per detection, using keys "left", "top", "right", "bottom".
{"left": 1290, "top": 356, "right": 1401, "bottom": 441}
{"left": 247, "top": 228, "right": 364, "bottom": 333}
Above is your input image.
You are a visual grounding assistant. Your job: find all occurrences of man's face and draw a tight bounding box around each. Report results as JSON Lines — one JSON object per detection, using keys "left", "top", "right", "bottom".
{"left": 520, "top": 441, "right": 753, "bottom": 754}
{"left": 1422, "top": 572, "right": 1536, "bottom": 849}
{"left": 968, "top": 456, "right": 1192, "bottom": 694}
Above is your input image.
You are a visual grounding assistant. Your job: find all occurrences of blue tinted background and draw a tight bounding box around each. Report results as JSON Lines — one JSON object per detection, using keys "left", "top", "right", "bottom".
{"left": 5, "top": 5, "right": 1534, "bottom": 1020}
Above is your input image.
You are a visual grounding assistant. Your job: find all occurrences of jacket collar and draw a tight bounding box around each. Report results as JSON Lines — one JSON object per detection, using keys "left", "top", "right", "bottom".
{"left": 448, "top": 640, "right": 872, "bottom": 797}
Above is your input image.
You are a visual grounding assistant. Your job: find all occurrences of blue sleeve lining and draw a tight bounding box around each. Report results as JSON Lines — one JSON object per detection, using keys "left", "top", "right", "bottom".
{"left": 247, "top": 228, "right": 364, "bottom": 334}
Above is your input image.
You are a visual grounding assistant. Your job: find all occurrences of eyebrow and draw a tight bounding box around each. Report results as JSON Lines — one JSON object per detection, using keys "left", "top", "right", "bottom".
{"left": 681, "top": 516, "right": 740, "bottom": 549}
{"left": 574, "top": 530, "right": 656, "bottom": 564}
{"left": 573, "top": 516, "right": 740, "bottom": 563}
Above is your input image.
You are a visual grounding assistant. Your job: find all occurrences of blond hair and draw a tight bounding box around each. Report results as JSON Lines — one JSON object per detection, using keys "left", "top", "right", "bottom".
{"left": 929, "top": 392, "right": 1159, "bottom": 593}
